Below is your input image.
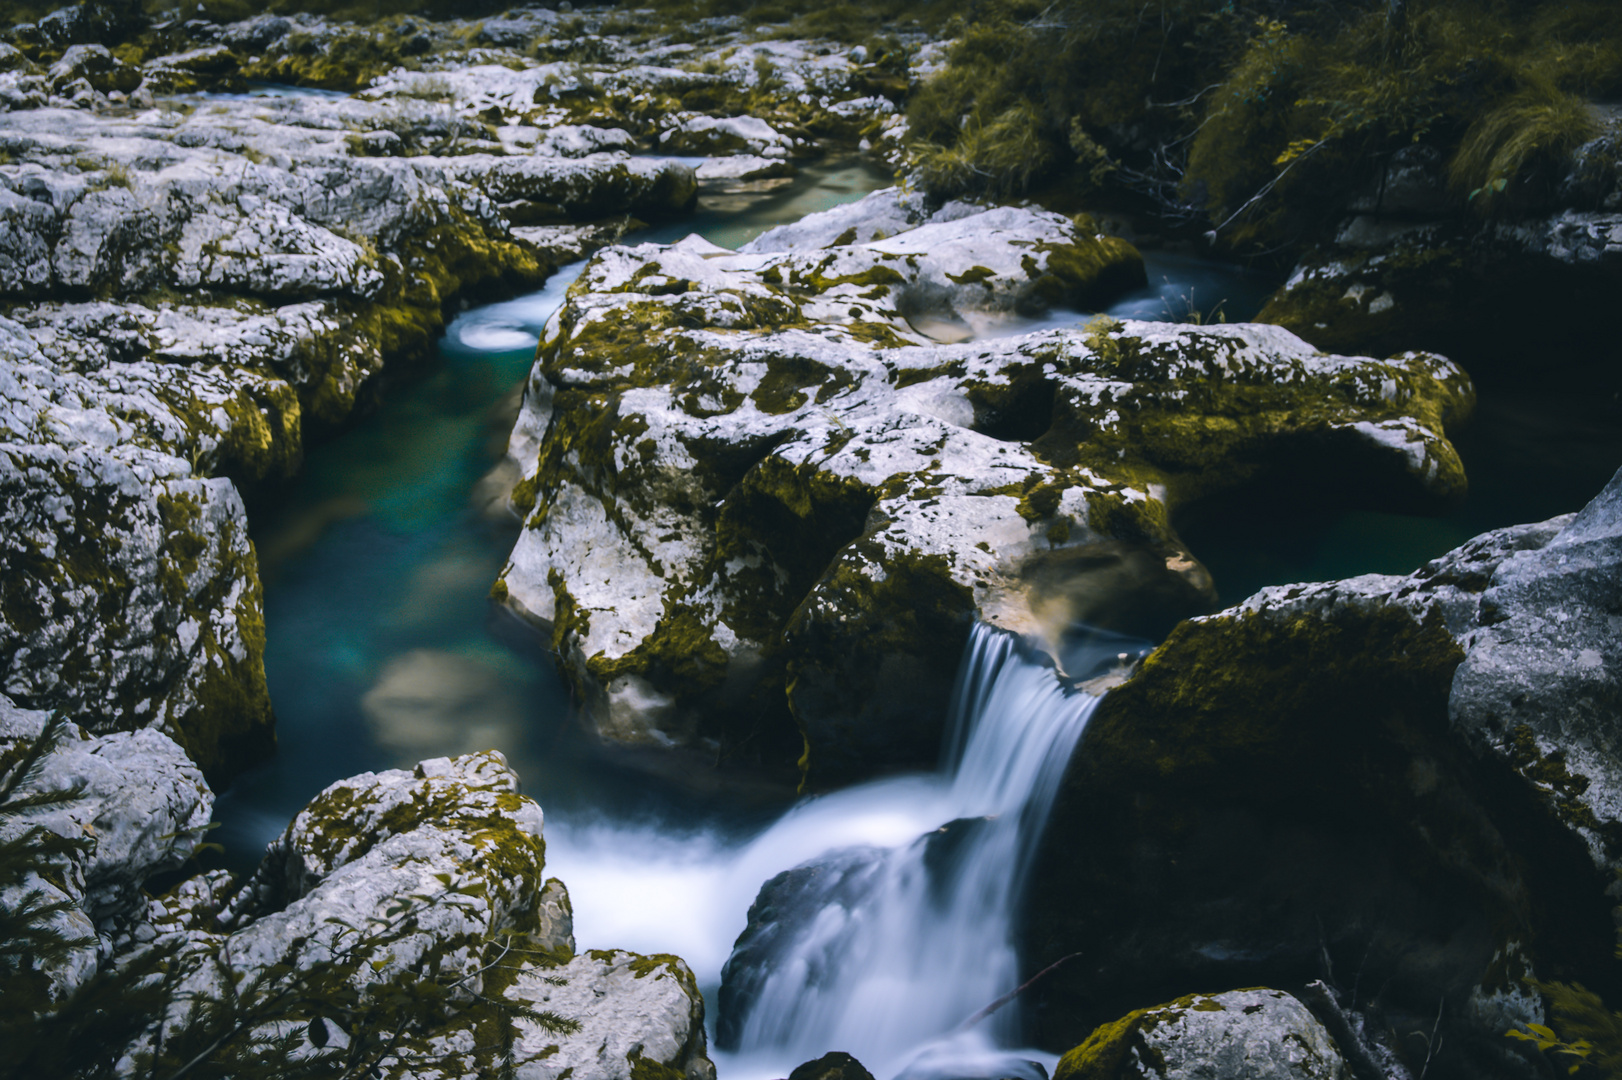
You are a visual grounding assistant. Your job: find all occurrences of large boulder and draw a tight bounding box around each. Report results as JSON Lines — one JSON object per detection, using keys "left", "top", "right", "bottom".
{"left": 0, "top": 312, "right": 278, "bottom": 779}
{"left": 47, "top": 44, "right": 141, "bottom": 96}
{"left": 1025, "top": 467, "right": 1622, "bottom": 1079}
{"left": 2, "top": 747, "right": 715, "bottom": 1080}
{"left": 1054, "top": 989, "right": 1350, "bottom": 1080}
{"left": 496, "top": 202, "right": 1473, "bottom": 785}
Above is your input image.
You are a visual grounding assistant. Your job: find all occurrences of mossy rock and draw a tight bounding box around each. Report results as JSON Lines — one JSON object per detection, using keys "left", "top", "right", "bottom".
{"left": 1023, "top": 513, "right": 1622, "bottom": 1074}
{"left": 496, "top": 206, "right": 1476, "bottom": 788}
{"left": 1054, "top": 988, "right": 1348, "bottom": 1080}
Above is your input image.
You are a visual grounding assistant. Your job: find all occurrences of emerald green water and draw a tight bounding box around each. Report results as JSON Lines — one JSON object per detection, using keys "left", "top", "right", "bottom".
{"left": 1183, "top": 378, "right": 1622, "bottom": 606}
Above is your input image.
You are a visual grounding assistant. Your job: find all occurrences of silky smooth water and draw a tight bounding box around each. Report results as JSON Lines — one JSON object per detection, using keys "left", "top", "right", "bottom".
{"left": 547, "top": 626, "right": 1100, "bottom": 1080}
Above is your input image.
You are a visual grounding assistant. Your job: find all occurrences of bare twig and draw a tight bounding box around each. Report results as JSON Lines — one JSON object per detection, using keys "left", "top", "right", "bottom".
{"left": 1417, "top": 997, "right": 1443, "bottom": 1080}
{"left": 1211, "top": 138, "right": 1329, "bottom": 236}
{"left": 954, "top": 953, "right": 1084, "bottom": 1032}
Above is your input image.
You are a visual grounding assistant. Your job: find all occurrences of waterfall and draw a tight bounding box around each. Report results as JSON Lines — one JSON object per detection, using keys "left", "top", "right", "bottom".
{"left": 715, "top": 624, "right": 1104, "bottom": 1080}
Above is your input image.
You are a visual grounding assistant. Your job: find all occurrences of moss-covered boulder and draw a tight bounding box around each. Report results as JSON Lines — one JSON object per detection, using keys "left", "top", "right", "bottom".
{"left": 497, "top": 200, "right": 1473, "bottom": 787}
{"left": 1024, "top": 468, "right": 1622, "bottom": 1080}
{"left": 1055, "top": 989, "right": 1348, "bottom": 1080}
{"left": 4, "top": 700, "right": 708, "bottom": 1076}
{"left": 0, "top": 697, "right": 213, "bottom": 1007}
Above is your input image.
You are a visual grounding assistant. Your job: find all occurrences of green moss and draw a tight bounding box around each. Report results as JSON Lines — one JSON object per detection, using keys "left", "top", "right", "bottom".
{"left": 1085, "top": 602, "right": 1464, "bottom": 788}
{"left": 630, "top": 1050, "right": 686, "bottom": 1080}
{"left": 1505, "top": 724, "right": 1620, "bottom": 847}
{"left": 1049, "top": 989, "right": 1249, "bottom": 1074}
{"left": 945, "top": 265, "right": 997, "bottom": 286}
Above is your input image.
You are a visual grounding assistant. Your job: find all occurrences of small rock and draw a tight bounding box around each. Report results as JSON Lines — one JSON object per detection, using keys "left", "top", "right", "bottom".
{"left": 1055, "top": 989, "right": 1350, "bottom": 1080}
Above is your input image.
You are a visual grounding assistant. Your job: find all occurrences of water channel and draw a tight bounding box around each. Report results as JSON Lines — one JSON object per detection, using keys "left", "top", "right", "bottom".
{"left": 217, "top": 151, "right": 1622, "bottom": 1080}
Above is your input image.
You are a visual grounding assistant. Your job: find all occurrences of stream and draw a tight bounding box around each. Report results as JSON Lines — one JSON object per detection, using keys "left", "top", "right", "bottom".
{"left": 218, "top": 151, "right": 1622, "bottom": 1080}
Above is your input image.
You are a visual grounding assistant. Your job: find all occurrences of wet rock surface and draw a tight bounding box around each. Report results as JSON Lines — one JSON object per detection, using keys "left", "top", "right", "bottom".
{"left": 1025, "top": 466, "right": 1622, "bottom": 1079}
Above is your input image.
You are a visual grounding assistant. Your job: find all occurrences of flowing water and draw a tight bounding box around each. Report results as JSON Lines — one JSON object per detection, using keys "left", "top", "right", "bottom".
{"left": 221, "top": 148, "right": 1622, "bottom": 1080}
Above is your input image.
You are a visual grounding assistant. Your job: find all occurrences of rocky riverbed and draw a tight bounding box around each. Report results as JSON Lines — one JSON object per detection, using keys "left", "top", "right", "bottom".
{"left": 1, "top": 3, "right": 1619, "bottom": 1080}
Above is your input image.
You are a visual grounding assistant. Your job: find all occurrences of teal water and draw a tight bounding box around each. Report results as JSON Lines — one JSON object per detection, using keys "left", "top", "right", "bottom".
{"left": 214, "top": 157, "right": 903, "bottom": 862}
{"left": 1180, "top": 370, "right": 1622, "bottom": 606}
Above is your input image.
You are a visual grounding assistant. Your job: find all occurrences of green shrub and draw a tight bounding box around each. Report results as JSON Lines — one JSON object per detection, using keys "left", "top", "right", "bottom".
{"left": 902, "top": 0, "right": 1622, "bottom": 252}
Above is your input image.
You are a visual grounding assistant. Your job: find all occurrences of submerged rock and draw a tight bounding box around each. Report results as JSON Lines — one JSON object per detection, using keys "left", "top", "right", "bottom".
{"left": 1025, "top": 467, "right": 1622, "bottom": 1079}
{"left": 1054, "top": 989, "right": 1350, "bottom": 1080}
{"left": 789, "top": 1051, "right": 879, "bottom": 1080}
{"left": 497, "top": 196, "right": 1473, "bottom": 783}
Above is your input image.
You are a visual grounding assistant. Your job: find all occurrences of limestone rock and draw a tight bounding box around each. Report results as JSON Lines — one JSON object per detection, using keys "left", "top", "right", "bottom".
{"left": 415, "top": 152, "right": 698, "bottom": 224}
{"left": 1025, "top": 472, "right": 1622, "bottom": 1078}
{"left": 47, "top": 44, "right": 141, "bottom": 96}
{"left": 0, "top": 696, "right": 212, "bottom": 1002}
{"left": 694, "top": 154, "right": 796, "bottom": 185}
{"left": 497, "top": 208, "right": 1472, "bottom": 783}
{"left": 660, "top": 114, "right": 795, "bottom": 159}
{"left": 137, "top": 751, "right": 711, "bottom": 1080}
{"left": 139, "top": 45, "right": 242, "bottom": 96}
{"left": 1450, "top": 466, "right": 1622, "bottom": 874}
{"left": 717, "top": 847, "right": 884, "bottom": 1049}
{"left": 740, "top": 186, "right": 931, "bottom": 253}
{"left": 535, "top": 876, "right": 576, "bottom": 957}
{"left": 508, "top": 950, "right": 715, "bottom": 1080}
{"left": 1054, "top": 989, "right": 1349, "bottom": 1080}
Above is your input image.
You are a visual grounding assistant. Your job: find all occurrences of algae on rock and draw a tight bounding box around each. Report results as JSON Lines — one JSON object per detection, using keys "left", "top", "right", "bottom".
{"left": 1024, "top": 468, "right": 1622, "bottom": 1079}
{"left": 497, "top": 194, "right": 1474, "bottom": 786}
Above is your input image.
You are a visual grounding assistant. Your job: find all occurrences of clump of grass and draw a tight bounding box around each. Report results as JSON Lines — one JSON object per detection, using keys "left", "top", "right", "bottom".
{"left": 914, "top": 98, "right": 1053, "bottom": 199}
{"left": 1449, "top": 80, "right": 1599, "bottom": 213}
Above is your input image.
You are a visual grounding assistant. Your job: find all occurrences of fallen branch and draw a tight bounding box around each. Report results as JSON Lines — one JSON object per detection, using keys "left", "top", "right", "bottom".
{"left": 1301, "top": 980, "right": 1394, "bottom": 1080}
{"left": 954, "top": 953, "right": 1085, "bottom": 1033}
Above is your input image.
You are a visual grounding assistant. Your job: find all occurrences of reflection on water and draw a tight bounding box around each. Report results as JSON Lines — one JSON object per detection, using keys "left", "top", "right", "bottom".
{"left": 361, "top": 648, "right": 528, "bottom": 769}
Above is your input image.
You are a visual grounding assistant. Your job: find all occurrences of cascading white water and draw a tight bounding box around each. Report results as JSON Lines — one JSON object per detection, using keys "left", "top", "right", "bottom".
{"left": 546, "top": 623, "right": 1105, "bottom": 1080}
{"left": 722, "top": 625, "right": 1100, "bottom": 1079}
